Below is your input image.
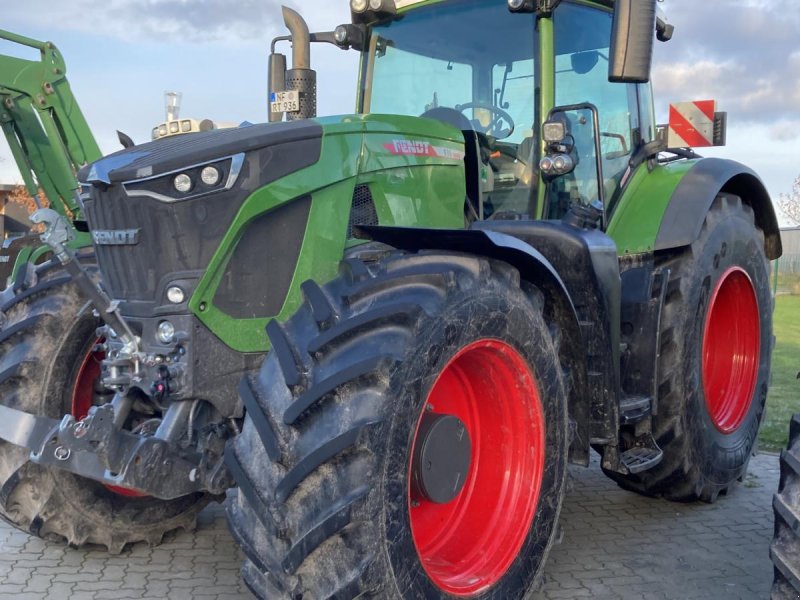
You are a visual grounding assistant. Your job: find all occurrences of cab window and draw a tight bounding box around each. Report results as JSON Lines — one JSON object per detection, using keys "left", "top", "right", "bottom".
{"left": 552, "top": 2, "right": 640, "bottom": 215}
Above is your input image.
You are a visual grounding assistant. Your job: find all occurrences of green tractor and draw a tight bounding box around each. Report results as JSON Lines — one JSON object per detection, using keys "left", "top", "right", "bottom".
{"left": 0, "top": 0, "right": 783, "bottom": 597}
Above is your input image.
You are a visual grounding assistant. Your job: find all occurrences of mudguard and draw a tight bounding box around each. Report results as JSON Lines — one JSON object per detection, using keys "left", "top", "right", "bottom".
{"left": 656, "top": 158, "right": 782, "bottom": 260}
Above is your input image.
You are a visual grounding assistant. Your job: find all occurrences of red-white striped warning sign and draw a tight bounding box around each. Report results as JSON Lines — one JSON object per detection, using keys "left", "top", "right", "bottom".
{"left": 668, "top": 100, "right": 717, "bottom": 148}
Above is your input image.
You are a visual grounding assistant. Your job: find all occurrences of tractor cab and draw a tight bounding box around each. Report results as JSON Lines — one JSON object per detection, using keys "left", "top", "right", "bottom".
{"left": 362, "top": 1, "right": 538, "bottom": 219}
{"left": 355, "top": 0, "right": 659, "bottom": 225}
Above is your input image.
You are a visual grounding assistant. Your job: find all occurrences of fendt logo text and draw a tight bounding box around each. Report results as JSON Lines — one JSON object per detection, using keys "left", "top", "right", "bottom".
{"left": 92, "top": 229, "right": 140, "bottom": 246}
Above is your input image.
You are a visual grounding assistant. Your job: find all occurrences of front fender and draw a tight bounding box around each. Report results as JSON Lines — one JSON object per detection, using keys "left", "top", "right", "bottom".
{"left": 359, "top": 224, "right": 592, "bottom": 466}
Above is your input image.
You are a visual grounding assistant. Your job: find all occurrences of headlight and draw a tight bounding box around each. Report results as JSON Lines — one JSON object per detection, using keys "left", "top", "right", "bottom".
{"left": 167, "top": 286, "right": 186, "bottom": 304}
{"left": 201, "top": 166, "right": 221, "bottom": 186}
{"left": 123, "top": 153, "right": 244, "bottom": 203}
{"left": 173, "top": 174, "right": 193, "bottom": 193}
{"left": 157, "top": 321, "right": 176, "bottom": 344}
{"left": 334, "top": 25, "right": 349, "bottom": 45}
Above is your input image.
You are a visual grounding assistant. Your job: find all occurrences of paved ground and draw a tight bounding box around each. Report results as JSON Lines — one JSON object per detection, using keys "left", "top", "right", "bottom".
{"left": 0, "top": 453, "right": 779, "bottom": 600}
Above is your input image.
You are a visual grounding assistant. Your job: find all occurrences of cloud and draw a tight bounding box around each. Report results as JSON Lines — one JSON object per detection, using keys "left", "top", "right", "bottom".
{"left": 1, "top": 0, "right": 348, "bottom": 44}
{"left": 770, "top": 121, "right": 800, "bottom": 143}
{"left": 653, "top": 0, "right": 800, "bottom": 127}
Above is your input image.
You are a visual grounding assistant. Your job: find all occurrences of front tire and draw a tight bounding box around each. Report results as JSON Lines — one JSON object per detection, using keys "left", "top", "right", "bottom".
{"left": 771, "top": 414, "right": 800, "bottom": 599}
{"left": 0, "top": 261, "right": 212, "bottom": 552}
{"left": 607, "top": 194, "right": 772, "bottom": 502}
{"left": 225, "top": 252, "right": 569, "bottom": 599}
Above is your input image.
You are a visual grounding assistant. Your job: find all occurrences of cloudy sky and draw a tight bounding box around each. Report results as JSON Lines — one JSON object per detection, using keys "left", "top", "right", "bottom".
{"left": 1, "top": 0, "right": 798, "bottom": 224}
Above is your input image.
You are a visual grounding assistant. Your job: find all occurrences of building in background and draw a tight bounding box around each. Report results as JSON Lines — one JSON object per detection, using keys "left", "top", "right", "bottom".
{"left": 775, "top": 227, "right": 800, "bottom": 295}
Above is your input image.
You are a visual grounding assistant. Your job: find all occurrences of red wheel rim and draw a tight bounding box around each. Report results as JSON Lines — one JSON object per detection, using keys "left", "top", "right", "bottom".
{"left": 408, "top": 339, "right": 545, "bottom": 597}
{"left": 71, "top": 339, "right": 146, "bottom": 498}
{"left": 702, "top": 267, "right": 760, "bottom": 434}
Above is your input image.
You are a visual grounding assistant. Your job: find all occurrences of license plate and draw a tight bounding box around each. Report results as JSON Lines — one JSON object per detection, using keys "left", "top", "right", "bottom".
{"left": 270, "top": 90, "right": 300, "bottom": 114}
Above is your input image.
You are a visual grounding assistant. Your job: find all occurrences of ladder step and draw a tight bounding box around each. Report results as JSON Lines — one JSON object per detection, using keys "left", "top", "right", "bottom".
{"left": 621, "top": 445, "right": 663, "bottom": 474}
{"left": 619, "top": 395, "right": 652, "bottom": 425}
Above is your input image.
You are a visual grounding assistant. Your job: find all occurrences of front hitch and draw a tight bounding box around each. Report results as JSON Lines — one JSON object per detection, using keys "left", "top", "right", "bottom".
{"left": 0, "top": 400, "right": 231, "bottom": 500}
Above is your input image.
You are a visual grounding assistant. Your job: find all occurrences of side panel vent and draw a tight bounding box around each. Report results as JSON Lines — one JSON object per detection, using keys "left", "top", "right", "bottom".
{"left": 348, "top": 185, "right": 379, "bottom": 239}
{"left": 213, "top": 195, "right": 312, "bottom": 319}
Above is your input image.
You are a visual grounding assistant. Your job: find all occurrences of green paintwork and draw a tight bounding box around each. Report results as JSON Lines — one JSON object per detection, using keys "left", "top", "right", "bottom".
{"left": 536, "top": 17, "right": 555, "bottom": 220}
{"left": 607, "top": 160, "right": 697, "bottom": 255}
{"left": 190, "top": 114, "right": 467, "bottom": 353}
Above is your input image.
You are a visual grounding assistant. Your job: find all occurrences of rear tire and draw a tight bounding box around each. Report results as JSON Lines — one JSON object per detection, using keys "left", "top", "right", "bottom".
{"left": 607, "top": 194, "right": 772, "bottom": 502}
{"left": 771, "top": 414, "right": 800, "bottom": 599}
{"left": 0, "top": 261, "right": 211, "bottom": 553}
{"left": 225, "top": 252, "right": 569, "bottom": 599}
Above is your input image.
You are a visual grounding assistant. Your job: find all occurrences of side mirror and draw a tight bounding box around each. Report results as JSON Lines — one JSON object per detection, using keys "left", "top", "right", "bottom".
{"left": 608, "top": 0, "right": 657, "bottom": 83}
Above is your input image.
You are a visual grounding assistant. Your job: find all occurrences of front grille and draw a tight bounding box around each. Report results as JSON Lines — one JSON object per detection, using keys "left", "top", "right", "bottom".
{"left": 84, "top": 184, "right": 248, "bottom": 303}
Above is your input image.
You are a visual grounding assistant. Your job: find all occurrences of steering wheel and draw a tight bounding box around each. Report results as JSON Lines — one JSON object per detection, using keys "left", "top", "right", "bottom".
{"left": 455, "top": 102, "right": 515, "bottom": 140}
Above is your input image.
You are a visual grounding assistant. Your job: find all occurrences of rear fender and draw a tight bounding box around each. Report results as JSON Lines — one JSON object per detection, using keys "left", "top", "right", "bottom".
{"left": 656, "top": 158, "right": 782, "bottom": 259}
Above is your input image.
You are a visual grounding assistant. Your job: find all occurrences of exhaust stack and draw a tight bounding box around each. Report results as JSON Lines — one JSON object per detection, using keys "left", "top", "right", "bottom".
{"left": 281, "top": 6, "right": 316, "bottom": 120}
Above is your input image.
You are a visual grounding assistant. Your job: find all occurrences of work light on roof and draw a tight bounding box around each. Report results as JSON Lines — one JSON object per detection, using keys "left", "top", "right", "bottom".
{"left": 351, "top": 0, "right": 368, "bottom": 13}
{"left": 508, "top": 0, "right": 535, "bottom": 12}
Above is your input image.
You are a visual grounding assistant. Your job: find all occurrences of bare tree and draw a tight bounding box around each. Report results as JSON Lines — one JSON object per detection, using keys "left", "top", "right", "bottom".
{"left": 778, "top": 176, "right": 800, "bottom": 226}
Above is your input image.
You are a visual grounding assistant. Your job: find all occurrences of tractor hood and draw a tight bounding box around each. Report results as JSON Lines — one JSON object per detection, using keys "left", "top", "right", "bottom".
{"left": 79, "top": 114, "right": 465, "bottom": 187}
{"left": 77, "top": 113, "right": 466, "bottom": 325}
{"left": 80, "top": 120, "right": 324, "bottom": 186}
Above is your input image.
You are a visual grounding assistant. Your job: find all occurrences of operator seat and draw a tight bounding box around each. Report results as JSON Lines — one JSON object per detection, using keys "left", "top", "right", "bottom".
{"left": 420, "top": 107, "right": 484, "bottom": 217}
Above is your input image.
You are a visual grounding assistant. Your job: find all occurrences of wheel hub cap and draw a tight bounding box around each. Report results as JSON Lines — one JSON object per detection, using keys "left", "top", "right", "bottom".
{"left": 411, "top": 413, "right": 471, "bottom": 505}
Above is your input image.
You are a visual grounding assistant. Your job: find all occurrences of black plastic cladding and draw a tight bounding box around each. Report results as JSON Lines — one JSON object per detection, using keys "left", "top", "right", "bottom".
{"left": 213, "top": 196, "right": 313, "bottom": 319}
{"left": 471, "top": 220, "right": 622, "bottom": 448}
{"left": 81, "top": 123, "right": 323, "bottom": 317}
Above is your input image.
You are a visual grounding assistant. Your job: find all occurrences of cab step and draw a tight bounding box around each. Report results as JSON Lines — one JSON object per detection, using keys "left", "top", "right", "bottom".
{"left": 620, "top": 434, "right": 663, "bottom": 474}
{"left": 619, "top": 395, "right": 652, "bottom": 425}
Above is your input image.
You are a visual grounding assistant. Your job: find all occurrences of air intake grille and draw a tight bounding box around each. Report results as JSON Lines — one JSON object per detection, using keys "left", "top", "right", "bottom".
{"left": 348, "top": 185, "right": 379, "bottom": 238}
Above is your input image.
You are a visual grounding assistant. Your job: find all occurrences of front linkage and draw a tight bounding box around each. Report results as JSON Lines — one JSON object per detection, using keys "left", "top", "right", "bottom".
{"left": 0, "top": 208, "right": 231, "bottom": 499}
